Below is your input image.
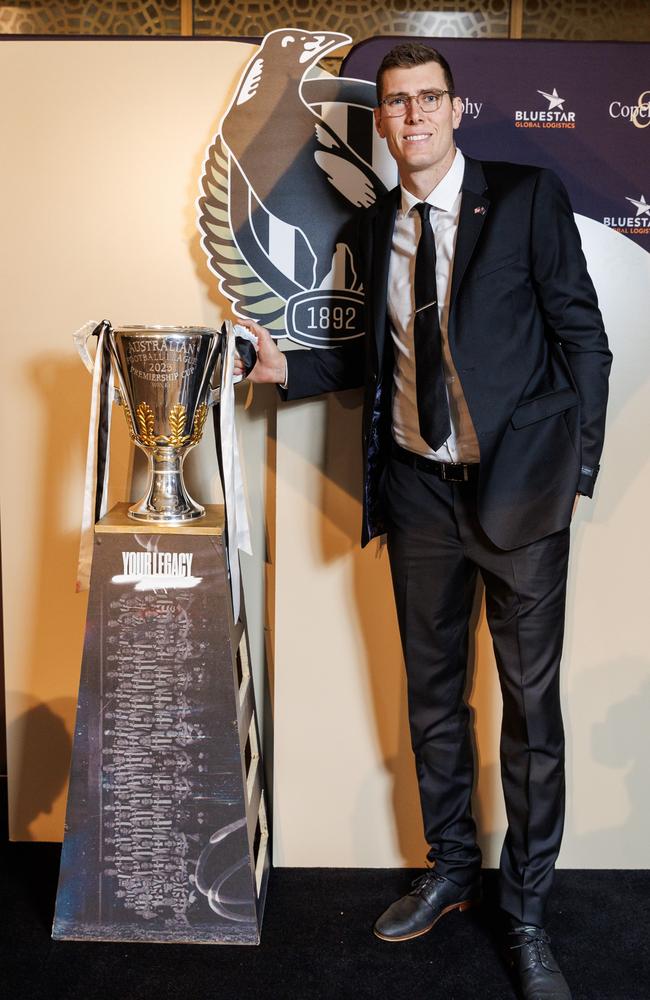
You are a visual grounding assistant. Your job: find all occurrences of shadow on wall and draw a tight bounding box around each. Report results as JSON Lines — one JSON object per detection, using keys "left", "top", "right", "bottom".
{"left": 317, "top": 393, "right": 649, "bottom": 866}
{"left": 8, "top": 352, "right": 131, "bottom": 842}
{"left": 317, "top": 390, "right": 503, "bottom": 866}
{"left": 8, "top": 696, "right": 73, "bottom": 841}
{"left": 563, "top": 664, "right": 650, "bottom": 862}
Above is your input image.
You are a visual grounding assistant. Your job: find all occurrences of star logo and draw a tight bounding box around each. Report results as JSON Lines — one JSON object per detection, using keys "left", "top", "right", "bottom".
{"left": 625, "top": 194, "right": 650, "bottom": 217}
{"left": 537, "top": 87, "right": 566, "bottom": 111}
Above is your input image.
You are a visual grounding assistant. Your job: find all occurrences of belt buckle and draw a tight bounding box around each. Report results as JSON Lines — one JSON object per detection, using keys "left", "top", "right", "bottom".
{"left": 441, "top": 463, "right": 469, "bottom": 483}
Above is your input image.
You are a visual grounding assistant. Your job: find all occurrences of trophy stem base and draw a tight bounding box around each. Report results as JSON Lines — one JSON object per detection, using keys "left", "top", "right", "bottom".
{"left": 127, "top": 505, "right": 205, "bottom": 523}
{"left": 130, "top": 448, "right": 205, "bottom": 523}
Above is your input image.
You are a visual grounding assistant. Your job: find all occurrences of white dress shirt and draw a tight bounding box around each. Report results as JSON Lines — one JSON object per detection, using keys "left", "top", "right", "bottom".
{"left": 388, "top": 148, "right": 480, "bottom": 464}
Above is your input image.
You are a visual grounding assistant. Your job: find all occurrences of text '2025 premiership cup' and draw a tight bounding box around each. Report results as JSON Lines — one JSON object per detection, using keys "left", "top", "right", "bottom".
{"left": 108, "top": 326, "right": 221, "bottom": 522}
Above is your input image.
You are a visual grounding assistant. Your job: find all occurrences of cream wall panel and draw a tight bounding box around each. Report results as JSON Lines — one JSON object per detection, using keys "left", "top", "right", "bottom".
{"left": 557, "top": 219, "right": 650, "bottom": 866}
{"left": 0, "top": 39, "right": 268, "bottom": 841}
{"left": 272, "top": 220, "right": 650, "bottom": 869}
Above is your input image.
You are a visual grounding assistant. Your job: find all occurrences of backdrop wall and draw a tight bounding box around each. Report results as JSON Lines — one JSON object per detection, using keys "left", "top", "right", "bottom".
{"left": 0, "top": 38, "right": 273, "bottom": 843}
{"left": 1, "top": 37, "right": 648, "bottom": 868}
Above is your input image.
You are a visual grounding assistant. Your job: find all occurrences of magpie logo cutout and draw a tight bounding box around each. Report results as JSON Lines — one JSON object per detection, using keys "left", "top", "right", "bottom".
{"left": 197, "top": 29, "right": 387, "bottom": 349}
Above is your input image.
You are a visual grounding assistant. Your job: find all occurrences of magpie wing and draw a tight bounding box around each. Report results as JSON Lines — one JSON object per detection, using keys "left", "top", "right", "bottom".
{"left": 198, "top": 134, "right": 290, "bottom": 332}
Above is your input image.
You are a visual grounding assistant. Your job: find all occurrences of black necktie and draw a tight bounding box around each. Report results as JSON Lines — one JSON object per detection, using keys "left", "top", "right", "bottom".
{"left": 413, "top": 202, "right": 451, "bottom": 451}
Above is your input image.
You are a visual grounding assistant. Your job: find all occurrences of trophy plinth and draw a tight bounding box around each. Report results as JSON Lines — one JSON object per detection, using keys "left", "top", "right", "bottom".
{"left": 53, "top": 507, "right": 270, "bottom": 943}
{"left": 107, "top": 326, "right": 220, "bottom": 524}
{"left": 57, "top": 323, "right": 270, "bottom": 944}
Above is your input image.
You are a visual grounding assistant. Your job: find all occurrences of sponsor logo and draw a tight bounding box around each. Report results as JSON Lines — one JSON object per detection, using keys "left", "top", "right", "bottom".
{"left": 608, "top": 90, "right": 650, "bottom": 128}
{"left": 461, "top": 98, "right": 483, "bottom": 119}
{"left": 513, "top": 86, "right": 576, "bottom": 129}
{"left": 538, "top": 87, "right": 566, "bottom": 110}
{"left": 603, "top": 194, "right": 650, "bottom": 235}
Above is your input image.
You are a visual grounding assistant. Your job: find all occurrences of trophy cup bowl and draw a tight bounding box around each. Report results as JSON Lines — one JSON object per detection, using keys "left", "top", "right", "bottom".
{"left": 107, "top": 326, "right": 221, "bottom": 523}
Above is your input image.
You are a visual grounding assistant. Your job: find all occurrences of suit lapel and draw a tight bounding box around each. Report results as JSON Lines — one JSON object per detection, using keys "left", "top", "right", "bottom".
{"left": 366, "top": 160, "right": 488, "bottom": 353}
{"left": 450, "top": 157, "right": 489, "bottom": 307}
{"left": 370, "top": 187, "right": 399, "bottom": 362}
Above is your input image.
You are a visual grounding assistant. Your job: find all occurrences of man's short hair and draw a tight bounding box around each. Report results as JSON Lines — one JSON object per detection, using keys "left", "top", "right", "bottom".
{"left": 376, "top": 42, "right": 455, "bottom": 102}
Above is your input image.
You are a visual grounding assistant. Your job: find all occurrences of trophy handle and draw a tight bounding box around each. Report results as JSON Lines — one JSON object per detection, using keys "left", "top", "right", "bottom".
{"left": 206, "top": 326, "right": 255, "bottom": 407}
{"left": 73, "top": 320, "right": 123, "bottom": 404}
{"left": 207, "top": 373, "right": 245, "bottom": 408}
{"left": 73, "top": 321, "right": 98, "bottom": 374}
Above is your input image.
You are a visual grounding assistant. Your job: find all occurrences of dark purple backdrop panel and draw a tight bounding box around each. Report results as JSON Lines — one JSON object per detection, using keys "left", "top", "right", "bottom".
{"left": 343, "top": 38, "right": 649, "bottom": 250}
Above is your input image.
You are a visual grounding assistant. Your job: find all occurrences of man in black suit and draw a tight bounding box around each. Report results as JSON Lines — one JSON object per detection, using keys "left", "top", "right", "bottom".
{"left": 237, "top": 42, "right": 611, "bottom": 1000}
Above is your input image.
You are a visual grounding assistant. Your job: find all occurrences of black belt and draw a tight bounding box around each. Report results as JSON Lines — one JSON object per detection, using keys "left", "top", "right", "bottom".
{"left": 391, "top": 441, "right": 479, "bottom": 483}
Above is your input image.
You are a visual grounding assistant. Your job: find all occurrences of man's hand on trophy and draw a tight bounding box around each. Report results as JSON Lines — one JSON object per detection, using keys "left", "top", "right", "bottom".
{"left": 234, "top": 320, "right": 288, "bottom": 386}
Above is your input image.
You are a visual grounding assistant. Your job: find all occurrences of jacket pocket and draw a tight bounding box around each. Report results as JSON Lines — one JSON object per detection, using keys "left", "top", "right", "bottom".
{"left": 511, "top": 387, "right": 579, "bottom": 428}
{"left": 475, "top": 251, "right": 520, "bottom": 278}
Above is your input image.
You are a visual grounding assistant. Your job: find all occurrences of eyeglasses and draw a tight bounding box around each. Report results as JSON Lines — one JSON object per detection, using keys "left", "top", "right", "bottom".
{"left": 379, "top": 90, "right": 451, "bottom": 117}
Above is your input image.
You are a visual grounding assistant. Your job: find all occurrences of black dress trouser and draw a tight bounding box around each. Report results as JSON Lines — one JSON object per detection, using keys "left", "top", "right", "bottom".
{"left": 383, "top": 453, "right": 570, "bottom": 926}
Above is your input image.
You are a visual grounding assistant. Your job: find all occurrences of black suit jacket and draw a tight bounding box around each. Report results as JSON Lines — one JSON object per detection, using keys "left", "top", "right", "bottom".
{"left": 284, "top": 156, "right": 612, "bottom": 550}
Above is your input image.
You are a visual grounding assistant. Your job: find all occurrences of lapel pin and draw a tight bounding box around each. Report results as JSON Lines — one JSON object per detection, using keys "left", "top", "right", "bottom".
{"left": 474, "top": 205, "right": 487, "bottom": 215}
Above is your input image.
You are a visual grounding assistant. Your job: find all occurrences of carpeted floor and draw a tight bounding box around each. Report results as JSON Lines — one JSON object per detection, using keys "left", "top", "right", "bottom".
{"left": 4, "top": 838, "right": 650, "bottom": 1000}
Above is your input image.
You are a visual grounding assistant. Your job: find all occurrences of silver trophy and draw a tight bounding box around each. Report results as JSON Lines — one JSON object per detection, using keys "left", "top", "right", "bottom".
{"left": 110, "top": 327, "right": 222, "bottom": 522}
{"left": 78, "top": 324, "right": 222, "bottom": 522}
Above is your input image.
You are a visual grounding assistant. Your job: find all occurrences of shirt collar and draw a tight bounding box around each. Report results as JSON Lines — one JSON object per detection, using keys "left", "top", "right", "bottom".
{"left": 400, "top": 147, "right": 465, "bottom": 216}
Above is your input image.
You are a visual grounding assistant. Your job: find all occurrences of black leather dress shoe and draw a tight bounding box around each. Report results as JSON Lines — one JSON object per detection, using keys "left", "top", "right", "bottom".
{"left": 373, "top": 870, "right": 481, "bottom": 942}
{"left": 507, "top": 924, "right": 572, "bottom": 999}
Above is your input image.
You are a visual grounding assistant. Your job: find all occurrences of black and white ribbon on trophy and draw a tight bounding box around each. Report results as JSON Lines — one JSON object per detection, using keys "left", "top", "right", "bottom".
{"left": 218, "top": 321, "right": 257, "bottom": 623}
{"left": 73, "top": 319, "right": 115, "bottom": 592}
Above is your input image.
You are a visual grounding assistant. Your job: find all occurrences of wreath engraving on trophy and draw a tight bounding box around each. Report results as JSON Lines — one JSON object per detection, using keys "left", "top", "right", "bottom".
{"left": 133, "top": 401, "right": 209, "bottom": 449}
